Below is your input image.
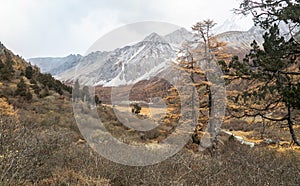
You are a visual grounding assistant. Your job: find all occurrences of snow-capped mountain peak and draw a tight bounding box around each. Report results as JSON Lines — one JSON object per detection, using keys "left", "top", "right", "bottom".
{"left": 53, "top": 31, "right": 176, "bottom": 86}
{"left": 143, "top": 32, "right": 166, "bottom": 43}
{"left": 164, "top": 27, "right": 193, "bottom": 45}
{"left": 214, "top": 16, "right": 253, "bottom": 34}
{"left": 30, "top": 23, "right": 268, "bottom": 87}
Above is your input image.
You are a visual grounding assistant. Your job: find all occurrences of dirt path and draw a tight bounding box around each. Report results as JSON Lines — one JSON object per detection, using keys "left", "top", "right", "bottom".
{"left": 221, "top": 129, "right": 255, "bottom": 147}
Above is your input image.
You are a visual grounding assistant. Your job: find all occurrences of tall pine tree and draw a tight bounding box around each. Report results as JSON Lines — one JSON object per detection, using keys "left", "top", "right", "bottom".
{"left": 227, "top": 0, "right": 300, "bottom": 145}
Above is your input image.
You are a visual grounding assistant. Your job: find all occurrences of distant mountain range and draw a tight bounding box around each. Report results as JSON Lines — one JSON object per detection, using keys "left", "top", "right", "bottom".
{"left": 28, "top": 24, "right": 266, "bottom": 87}
{"left": 28, "top": 54, "right": 82, "bottom": 75}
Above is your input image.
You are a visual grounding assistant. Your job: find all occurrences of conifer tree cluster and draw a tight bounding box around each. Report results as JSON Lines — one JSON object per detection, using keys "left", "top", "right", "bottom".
{"left": 223, "top": 0, "right": 300, "bottom": 145}
{"left": 0, "top": 46, "right": 72, "bottom": 102}
{"left": 0, "top": 58, "right": 14, "bottom": 81}
{"left": 72, "top": 79, "right": 101, "bottom": 105}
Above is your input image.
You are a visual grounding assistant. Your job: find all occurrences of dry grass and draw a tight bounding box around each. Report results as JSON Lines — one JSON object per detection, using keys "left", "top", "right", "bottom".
{"left": 1, "top": 97, "right": 300, "bottom": 185}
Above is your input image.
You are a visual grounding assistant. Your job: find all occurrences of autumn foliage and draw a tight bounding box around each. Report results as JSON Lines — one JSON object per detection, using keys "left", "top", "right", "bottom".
{"left": 0, "top": 97, "right": 17, "bottom": 120}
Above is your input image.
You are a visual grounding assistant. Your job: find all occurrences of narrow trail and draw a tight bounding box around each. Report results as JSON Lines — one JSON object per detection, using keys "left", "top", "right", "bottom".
{"left": 221, "top": 129, "right": 255, "bottom": 148}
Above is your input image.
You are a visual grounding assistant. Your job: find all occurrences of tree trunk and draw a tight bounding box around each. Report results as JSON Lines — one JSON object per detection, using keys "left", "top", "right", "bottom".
{"left": 191, "top": 57, "right": 196, "bottom": 125}
{"left": 287, "top": 105, "right": 300, "bottom": 146}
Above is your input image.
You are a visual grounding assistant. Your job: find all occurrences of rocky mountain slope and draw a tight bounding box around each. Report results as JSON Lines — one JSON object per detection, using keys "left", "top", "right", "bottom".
{"left": 46, "top": 30, "right": 184, "bottom": 86}
{"left": 29, "top": 25, "right": 265, "bottom": 87}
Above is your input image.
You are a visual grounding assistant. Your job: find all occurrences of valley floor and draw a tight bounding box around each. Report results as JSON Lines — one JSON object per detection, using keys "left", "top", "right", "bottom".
{"left": 1, "top": 100, "right": 300, "bottom": 185}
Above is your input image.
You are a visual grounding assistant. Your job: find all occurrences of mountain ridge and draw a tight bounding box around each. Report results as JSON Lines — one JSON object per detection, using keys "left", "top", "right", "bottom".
{"left": 28, "top": 25, "right": 266, "bottom": 87}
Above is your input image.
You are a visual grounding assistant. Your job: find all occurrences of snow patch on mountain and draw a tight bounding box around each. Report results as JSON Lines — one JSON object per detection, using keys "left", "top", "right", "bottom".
{"left": 215, "top": 26, "right": 265, "bottom": 51}
{"left": 144, "top": 33, "right": 167, "bottom": 43}
{"left": 55, "top": 35, "right": 176, "bottom": 86}
{"left": 214, "top": 15, "right": 253, "bottom": 34}
{"left": 164, "top": 27, "right": 193, "bottom": 46}
{"left": 31, "top": 21, "right": 275, "bottom": 87}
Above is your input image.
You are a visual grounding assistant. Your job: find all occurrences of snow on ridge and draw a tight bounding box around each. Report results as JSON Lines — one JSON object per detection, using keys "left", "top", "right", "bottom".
{"left": 213, "top": 15, "right": 253, "bottom": 35}
{"left": 164, "top": 27, "right": 193, "bottom": 45}
{"left": 143, "top": 32, "right": 167, "bottom": 43}
{"left": 31, "top": 20, "right": 271, "bottom": 87}
{"left": 59, "top": 35, "right": 177, "bottom": 87}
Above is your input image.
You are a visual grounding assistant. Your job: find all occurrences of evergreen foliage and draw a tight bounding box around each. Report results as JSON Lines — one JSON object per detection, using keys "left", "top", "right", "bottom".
{"left": 0, "top": 58, "right": 14, "bottom": 80}
{"left": 73, "top": 79, "right": 81, "bottom": 101}
{"left": 15, "top": 78, "right": 27, "bottom": 97}
{"left": 227, "top": 0, "right": 300, "bottom": 145}
{"left": 25, "top": 66, "right": 33, "bottom": 79}
{"left": 131, "top": 103, "right": 141, "bottom": 114}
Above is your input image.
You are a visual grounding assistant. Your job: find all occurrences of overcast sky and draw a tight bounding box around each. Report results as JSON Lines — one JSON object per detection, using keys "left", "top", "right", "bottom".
{"left": 0, "top": 0, "right": 253, "bottom": 58}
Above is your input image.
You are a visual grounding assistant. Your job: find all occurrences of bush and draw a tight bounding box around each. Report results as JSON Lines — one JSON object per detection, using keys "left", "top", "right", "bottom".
{"left": 25, "top": 66, "right": 33, "bottom": 79}
{"left": 15, "top": 78, "right": 27, "bottom": 96}
{"left": 131, "top": 103, "right": 141, "bottom": 114}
